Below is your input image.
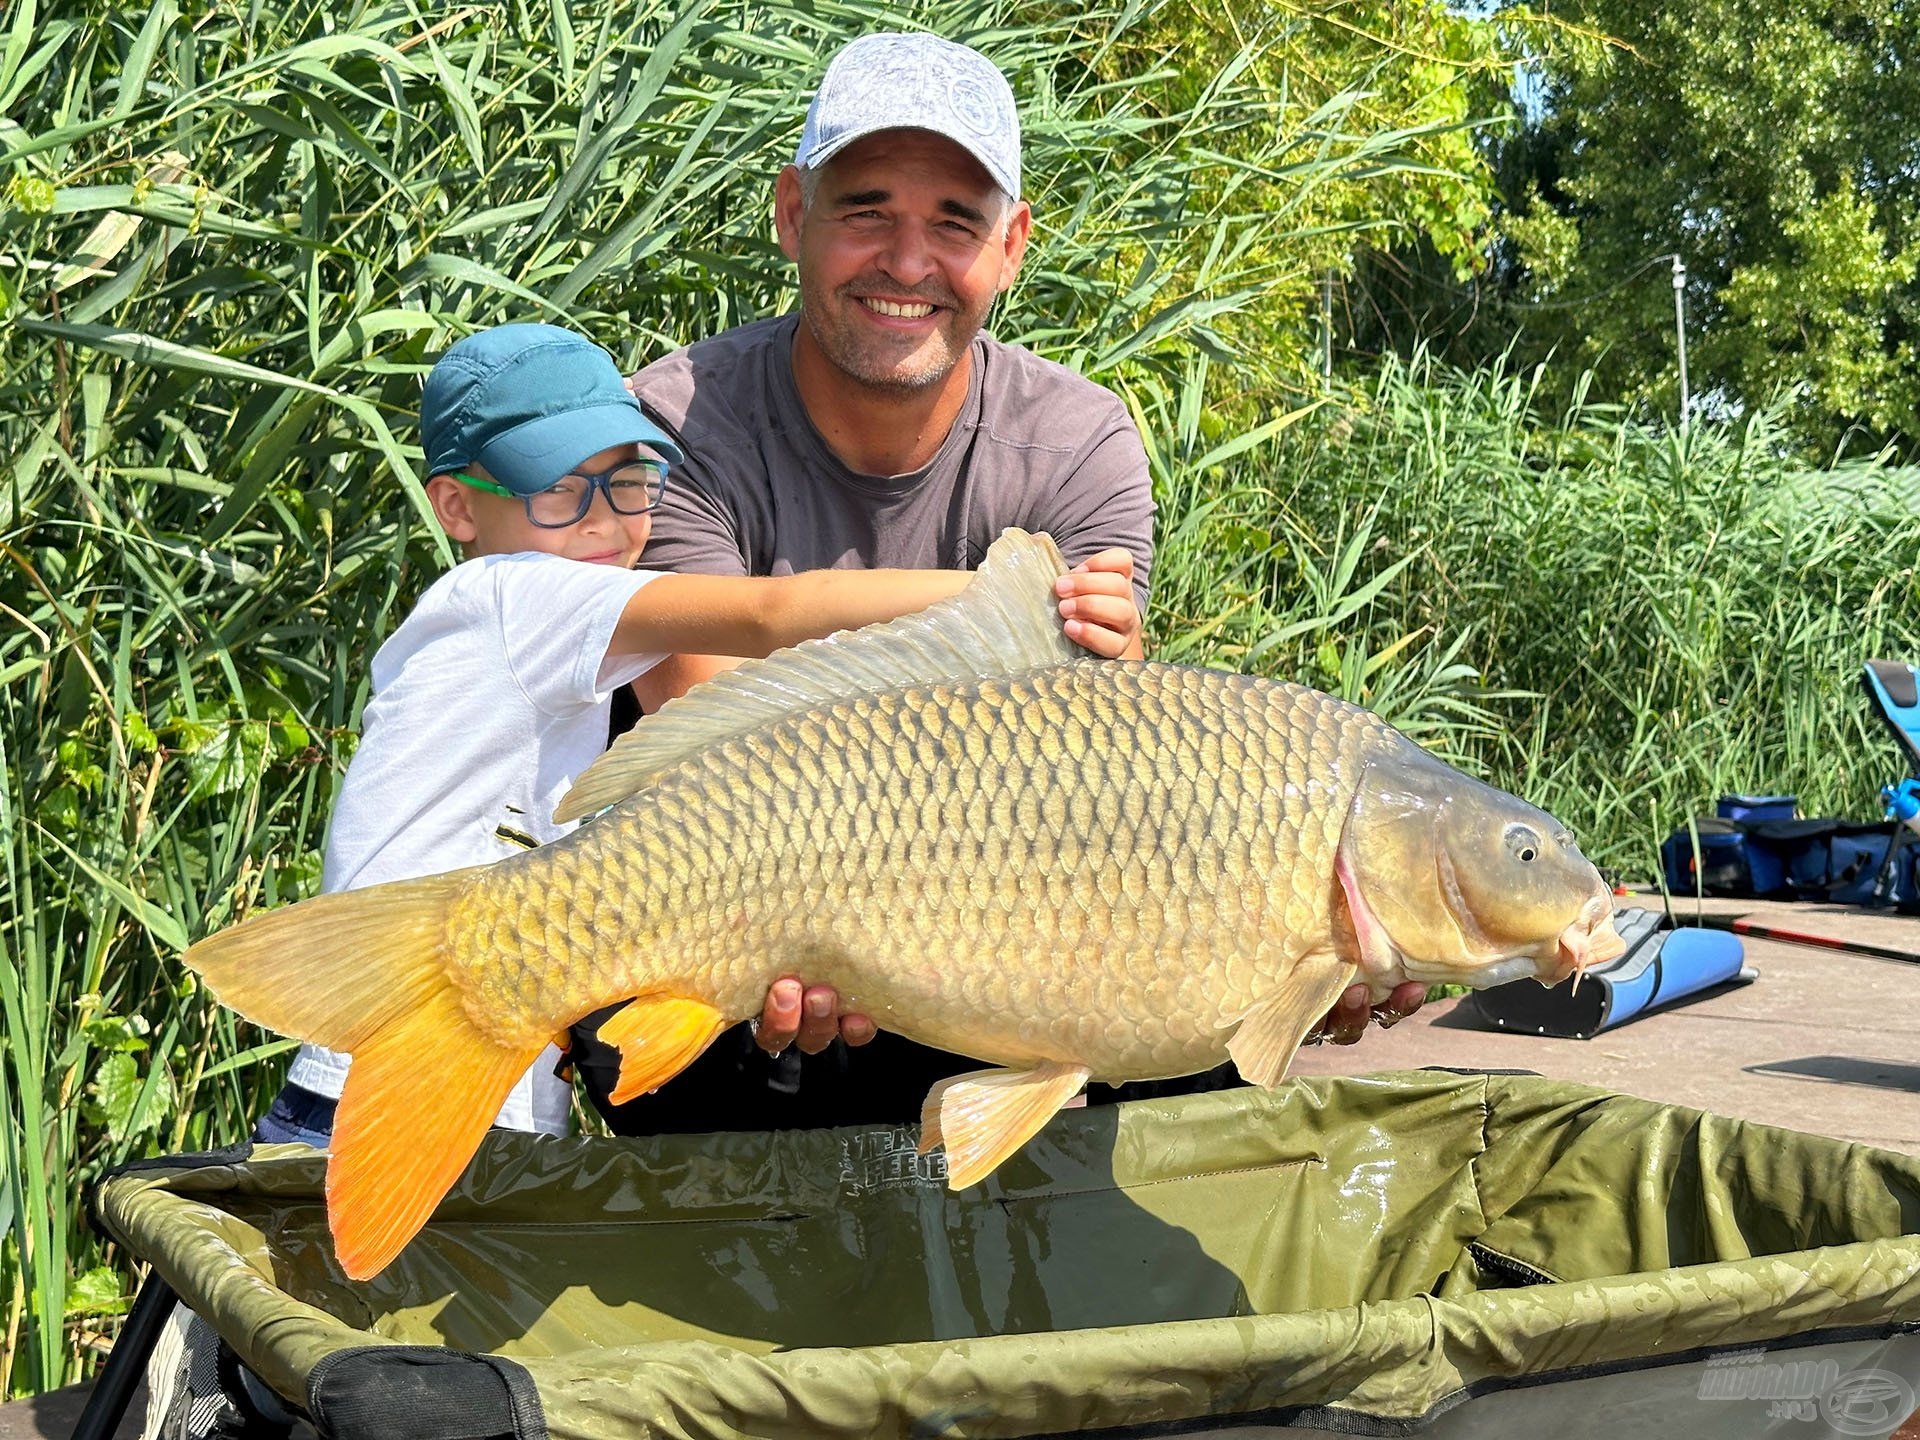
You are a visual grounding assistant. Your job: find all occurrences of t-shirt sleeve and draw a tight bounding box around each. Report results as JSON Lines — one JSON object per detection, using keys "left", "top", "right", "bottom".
{"left": 638, "top": 462, "right": 752, "bottom": 578}
{"left": 627, "top": 385, "right": 756, "bottom": 579}
{"left": 1035, "top": 402, "right": 1156, "bottom": 615}
{"left": 489, "top": 555, "right": 667, "bottom": 715}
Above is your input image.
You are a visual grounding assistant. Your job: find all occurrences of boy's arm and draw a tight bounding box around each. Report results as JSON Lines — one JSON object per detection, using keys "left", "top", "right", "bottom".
{"left": 612, "top": 568, "right": 972, "bottom": 662}
{"left": 623, "top": 558, "right": 1145, "bottom": 685}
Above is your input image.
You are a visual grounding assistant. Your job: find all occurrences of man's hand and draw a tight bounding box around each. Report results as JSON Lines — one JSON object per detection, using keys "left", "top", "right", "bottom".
{"left": 1056, "top": 549, "right": 1145, "bottom": 660}
{"left": 1308, "top": 981, "right": 1427, "bottom": 1046}
{"left": 754, "top": 977, "right": 875, "bottom": 1056}
{"left": 751, "top": 976, "right": 1425, "bottom": 1061}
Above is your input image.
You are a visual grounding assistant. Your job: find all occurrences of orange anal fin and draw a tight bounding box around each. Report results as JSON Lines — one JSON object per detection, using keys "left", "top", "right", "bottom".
{"left": 600, "top": 995, "right": 727, "bottom": 1105}
{"left": 921, "top": 1060, "right": 1091, "bottom": 1190}
{"left": 1225, "top": 954, "right": 1357, "bottom": 1088}
{"left": 916, "top": 1099, "right": 944, "bottom": 1156}
{"left": 328, "top": 987, "right": 540, "bottom": 1282}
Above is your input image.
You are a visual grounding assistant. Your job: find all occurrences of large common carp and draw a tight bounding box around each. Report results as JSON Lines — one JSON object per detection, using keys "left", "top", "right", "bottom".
{"left": 186, "top": 530, "right": 1624, "bottom": 1280}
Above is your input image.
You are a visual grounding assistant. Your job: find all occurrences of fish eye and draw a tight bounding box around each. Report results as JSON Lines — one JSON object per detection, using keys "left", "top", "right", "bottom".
{"left": 1504, "top": 824, "right": 1541, "bottom": 864}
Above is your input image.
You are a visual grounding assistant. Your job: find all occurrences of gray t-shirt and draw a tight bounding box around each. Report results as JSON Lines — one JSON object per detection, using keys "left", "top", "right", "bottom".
{"left": 632, "top": 314, "right": 1154, "bottom": 612}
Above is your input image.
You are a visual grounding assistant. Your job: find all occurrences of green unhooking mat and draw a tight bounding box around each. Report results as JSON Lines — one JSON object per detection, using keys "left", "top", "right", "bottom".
{"left": 91, "top": 1073, "right": 1920, "bottom": 1439}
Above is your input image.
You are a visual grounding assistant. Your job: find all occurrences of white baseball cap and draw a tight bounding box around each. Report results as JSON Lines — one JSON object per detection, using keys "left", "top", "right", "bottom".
{"left": 795, "top": 33, "right": 1021, "bottom": 200}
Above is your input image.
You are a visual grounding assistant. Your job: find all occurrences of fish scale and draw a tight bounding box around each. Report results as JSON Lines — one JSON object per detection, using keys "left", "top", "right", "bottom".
{"left": 445, "top": 662, "right": 1397, "bottom": 1081}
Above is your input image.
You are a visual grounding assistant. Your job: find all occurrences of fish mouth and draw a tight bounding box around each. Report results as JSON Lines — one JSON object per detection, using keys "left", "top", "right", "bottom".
{"left": 1547, "top": 891, "right": 1627, "bottom": 992}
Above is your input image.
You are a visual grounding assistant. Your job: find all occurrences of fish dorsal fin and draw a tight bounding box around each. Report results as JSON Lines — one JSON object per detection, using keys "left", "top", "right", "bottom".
{"left": 553, "top": 529, "right": 1074, "bottom": 823}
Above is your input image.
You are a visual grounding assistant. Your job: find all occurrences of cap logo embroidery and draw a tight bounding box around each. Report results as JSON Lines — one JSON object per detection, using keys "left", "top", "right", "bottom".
{"left": 947, "top": 74, "right": 999, "bottom": 136}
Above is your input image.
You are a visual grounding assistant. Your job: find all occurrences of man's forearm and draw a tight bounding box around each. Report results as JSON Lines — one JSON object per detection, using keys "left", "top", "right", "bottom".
{"left": 633, "top": 652, "right": 743, "bottom": 713}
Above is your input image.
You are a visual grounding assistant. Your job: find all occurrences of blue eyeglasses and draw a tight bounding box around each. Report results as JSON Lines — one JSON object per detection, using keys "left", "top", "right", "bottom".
{"left": 455, "top": 459, "right": 668, "bottom": 528}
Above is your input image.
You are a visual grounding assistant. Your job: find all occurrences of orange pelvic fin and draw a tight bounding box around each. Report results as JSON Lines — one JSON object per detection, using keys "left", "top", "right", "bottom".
{"left": 919, "top": 1060, "right": 1090, "bottom": 1189}
{"left": 1225, "top": 954, "right": 1357, "bottom": 1087}
{"left": 599, "top": 995, "right": 727, "bottom": 1104}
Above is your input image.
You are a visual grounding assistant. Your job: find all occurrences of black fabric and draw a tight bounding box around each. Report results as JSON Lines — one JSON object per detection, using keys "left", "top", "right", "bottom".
{"left": 306, "top": 1348, "right": 545, "bottom": 1440}
{"left": 1662, "top": 813, "right": 1916, "bottom": 905}
{"left": 569, "top": 1006, "right": 1245, "bottom": 1136}
{"left": 606, "top": 681, "right": 641, "bottom": 746}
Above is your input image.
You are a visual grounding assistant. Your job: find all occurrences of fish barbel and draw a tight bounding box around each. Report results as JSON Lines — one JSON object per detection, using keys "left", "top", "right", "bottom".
{"left": 185, "top": 530, "right": 1624, "bottom": 1279}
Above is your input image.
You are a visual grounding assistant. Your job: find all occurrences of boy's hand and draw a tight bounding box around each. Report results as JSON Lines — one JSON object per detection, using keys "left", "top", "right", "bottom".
{"left": 754, "top": 977, "right": 875, "bottom": 1056}
{"left": 1056, "top": 549, "right": 1144, "bottom": 659}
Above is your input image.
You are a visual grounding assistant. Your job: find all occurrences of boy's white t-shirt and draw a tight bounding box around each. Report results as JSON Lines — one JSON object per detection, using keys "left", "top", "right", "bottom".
{"left": 285, "top": 552, "right": 666, "bottom": 1134}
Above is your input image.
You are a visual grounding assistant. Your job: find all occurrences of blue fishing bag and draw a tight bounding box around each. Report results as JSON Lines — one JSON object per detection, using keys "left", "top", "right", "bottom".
{"left": 1659, "top": 660, "right": 1920, "bottom": 911}
{"left": 1660, "top": 817, "right": 1918, "bottom": 907}
{"left": 1659, "top": 819, "right": 1784, "bottom": 898}
{"left": 1715, "top": 794, "right": 1797, "bottom": 822}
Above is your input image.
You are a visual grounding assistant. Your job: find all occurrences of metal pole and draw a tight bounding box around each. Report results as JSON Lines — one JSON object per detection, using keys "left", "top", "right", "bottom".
{"left": 71, "top": 1271, "right": 177, "bottom": 1440}
{"left": 1671, "top": 255, "right": 1690, "bottom": 425}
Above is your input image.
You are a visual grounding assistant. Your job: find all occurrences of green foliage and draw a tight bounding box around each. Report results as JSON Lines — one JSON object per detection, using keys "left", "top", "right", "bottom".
{"left": 1099, "top": 0, "right": 1509, "bottom": 398}
{"left": 1488, "top": 0, "right": 1920, "bottom": 452}
{"left": 1234, "top": 352, "right": 1920, "bottom": 871}
{"left": 0, "top": 0, "right": 1476, "bottom": 1399}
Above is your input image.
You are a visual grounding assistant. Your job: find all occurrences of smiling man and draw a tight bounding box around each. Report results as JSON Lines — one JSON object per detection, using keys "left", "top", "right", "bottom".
{"left": 633, "top": 34, "right": 1152, "bottom": 633}
{"left": 573, "top": 33, "right": 1423, "bottom": 1136}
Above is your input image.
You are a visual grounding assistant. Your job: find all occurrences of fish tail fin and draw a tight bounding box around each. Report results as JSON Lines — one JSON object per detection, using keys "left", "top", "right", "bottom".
{"left": 328, "top": 983, "right": 538, "bottom": 1279}
{"left": 184, "top": 869, "right": 540, "bottom": 1280}
{"left": 184, "top": 869, "right": 481, "bottom": 1050}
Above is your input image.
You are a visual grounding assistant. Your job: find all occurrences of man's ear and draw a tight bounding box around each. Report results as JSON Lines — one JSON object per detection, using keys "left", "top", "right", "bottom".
{"left": 425, "top": 473, "right": 479, "bottom": 545}
{"left": 774, "top": 165, "right": 806, "bottom": 262}
{"left": 996, "top": 199, "right": 1033, "bottom": 294}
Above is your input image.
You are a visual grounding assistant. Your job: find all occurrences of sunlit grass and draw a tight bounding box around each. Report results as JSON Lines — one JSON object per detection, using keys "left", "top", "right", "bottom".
{"left": 1194, "top": 351, "right": 1920, "bottom": 875}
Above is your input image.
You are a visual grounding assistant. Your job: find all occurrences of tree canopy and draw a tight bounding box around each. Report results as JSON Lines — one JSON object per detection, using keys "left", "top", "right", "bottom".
{"left": 1480, "top": 0, "right": 1920, "bottom": 452}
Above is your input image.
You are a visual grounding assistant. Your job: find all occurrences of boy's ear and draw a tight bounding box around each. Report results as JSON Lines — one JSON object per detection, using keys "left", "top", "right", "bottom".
{"left": 425, "top": 473, "right": 479, "bottom": 544}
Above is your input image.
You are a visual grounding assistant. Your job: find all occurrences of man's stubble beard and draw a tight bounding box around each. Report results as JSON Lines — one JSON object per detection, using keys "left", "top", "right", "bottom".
{"left": 798, "top": 268, "right": 987, "bottom": 396}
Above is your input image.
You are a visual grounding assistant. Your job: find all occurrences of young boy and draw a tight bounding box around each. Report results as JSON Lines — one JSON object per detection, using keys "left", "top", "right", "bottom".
{"left": 256, "top": 320, "right": 1140, "bottom": 1147}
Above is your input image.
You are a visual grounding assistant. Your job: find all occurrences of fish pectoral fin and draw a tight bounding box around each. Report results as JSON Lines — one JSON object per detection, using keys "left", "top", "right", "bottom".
{"left": 599, "top": 995, "right": 728, "bottom": 1105}
{"left": 919, "top": 1061, "right": 1091, "bottom": 1189}
{"left": 1225, "top": 956, "right": 1358, "bottom": 1088}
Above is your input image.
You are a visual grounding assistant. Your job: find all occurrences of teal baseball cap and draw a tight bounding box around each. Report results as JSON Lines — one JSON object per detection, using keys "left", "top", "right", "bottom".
{"left": 420, "top": 324, "right": 682, "bottom": 496}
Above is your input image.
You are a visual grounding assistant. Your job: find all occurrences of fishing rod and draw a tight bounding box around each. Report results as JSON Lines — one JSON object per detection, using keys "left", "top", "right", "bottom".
{"left": 1680, "top": 912, "right": 1920, "bottom": 969}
